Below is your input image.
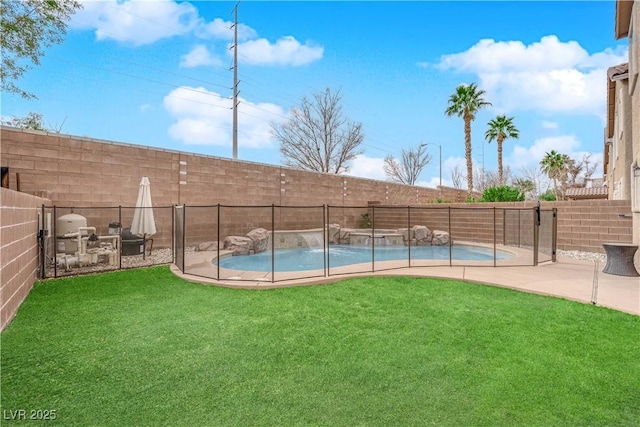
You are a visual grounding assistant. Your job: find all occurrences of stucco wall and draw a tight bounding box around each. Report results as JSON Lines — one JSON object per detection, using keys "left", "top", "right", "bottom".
{"left": 609, "top": 78, "right": 633, "bottom": 200}
{"left": 630, "top": 1, "right": 640, "bottom": 248}
{"left": 0, "top": 188, "right": 50, "bottom": 331}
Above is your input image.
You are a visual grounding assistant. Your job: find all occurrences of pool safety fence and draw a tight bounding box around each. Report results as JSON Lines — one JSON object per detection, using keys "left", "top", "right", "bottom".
{"left": 175, "top": 204, "right": 557, "bottom": 283}
{"left": 37, "top": 204, "right": 556, "bottom": 280}
{"left": 38, "top": 205, "right": 175, "bottom": 279}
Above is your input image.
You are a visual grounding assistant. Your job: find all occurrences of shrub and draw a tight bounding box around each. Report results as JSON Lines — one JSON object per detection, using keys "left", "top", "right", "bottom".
{"left": 481, "top": 185, "right": 525, "bottom": 202}
{"left": 359, "top": 213, "right": 372, "bottom": 228}
{"left": 538, "top": 190, "right": 556, "bottom": 201}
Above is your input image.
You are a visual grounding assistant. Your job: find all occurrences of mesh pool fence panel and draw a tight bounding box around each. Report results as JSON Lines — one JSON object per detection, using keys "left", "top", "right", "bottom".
{"left": 39, "top": 204, "right": 556, "bottom": 279}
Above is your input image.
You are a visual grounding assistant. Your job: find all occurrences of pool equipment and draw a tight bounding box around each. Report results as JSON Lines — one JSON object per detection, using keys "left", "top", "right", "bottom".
{"left": 55, "top": 213, "right": 120, "bottom": 271}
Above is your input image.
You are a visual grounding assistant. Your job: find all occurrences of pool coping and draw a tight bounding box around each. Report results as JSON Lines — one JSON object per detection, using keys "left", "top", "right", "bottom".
{"left": 180, "top": 241, "right": 539, "bottom": 284}
{"left": 172, "top": 241, "right": 639, "bottom": 316}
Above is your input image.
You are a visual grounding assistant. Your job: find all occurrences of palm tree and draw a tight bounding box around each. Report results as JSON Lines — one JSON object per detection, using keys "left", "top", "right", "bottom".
{"left": 445, "top": 83, "right": 491, "bottom": 198}
{"left": 540, "top": 150, "right": 569, "bottom": 200}
{"left": 485, "top": 115, "right": 519, "bottom": 185}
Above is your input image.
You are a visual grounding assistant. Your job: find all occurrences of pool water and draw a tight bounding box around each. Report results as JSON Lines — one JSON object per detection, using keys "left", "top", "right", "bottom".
{"left": 215, "top": 244, "right": 513, "bottom": 272}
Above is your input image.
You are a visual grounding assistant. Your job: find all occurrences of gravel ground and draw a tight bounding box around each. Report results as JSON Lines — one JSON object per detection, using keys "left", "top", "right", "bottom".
{"left": 556, "top": 249, "right": 606, "bottom": 263}
{"left": 45, "top": 247, "right": 189, "bottom": 278}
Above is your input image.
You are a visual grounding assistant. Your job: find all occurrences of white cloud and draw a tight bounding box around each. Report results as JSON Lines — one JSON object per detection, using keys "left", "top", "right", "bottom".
{"left": 180, "top": 45, "right": 222, "bottom": 68}
{"left": 239, "top": 36, "right": 324, "bottom": 66}
{"left": 140, "top": 103, "right": 152, "bottom": 112}
{"left": 541, "top": 120, "right": 559, "bottom": 130}
{"left": 73, "top": 0, "right": 200, "bottom": 45}
{"left": 197, "top": 18, "right": 257, "bottom": 41}
{"left": 345, "top": 155, "right": 387, "bottom": 180}
{"left": 436, "top": 35, "right": 628, "bottom": 120}
{"left": 506, "top": 135, "right": 603, "bottom": 176}
{"left": 163, "top": 86, "right": 286, "bottom": 148}
{"left": 73, "top": 2, "right": 324, "bottom": 68}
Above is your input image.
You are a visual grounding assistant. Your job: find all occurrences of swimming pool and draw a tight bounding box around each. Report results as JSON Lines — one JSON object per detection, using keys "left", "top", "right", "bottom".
{"left": 215, "top": 244, "right": 514, "bottom": 272}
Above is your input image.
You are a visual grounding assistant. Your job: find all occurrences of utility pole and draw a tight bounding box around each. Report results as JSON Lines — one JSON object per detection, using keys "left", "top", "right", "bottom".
{"left": 231, "top": 2, "right": 239, "bottom": 159}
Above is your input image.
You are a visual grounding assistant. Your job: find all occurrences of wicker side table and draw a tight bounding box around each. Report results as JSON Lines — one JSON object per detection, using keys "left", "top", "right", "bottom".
{"left": 602, "top": 243, "right": 640, "bottom": 277}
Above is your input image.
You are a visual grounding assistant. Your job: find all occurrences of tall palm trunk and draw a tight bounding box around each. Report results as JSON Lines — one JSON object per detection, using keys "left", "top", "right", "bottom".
{"left": 464, "top": 111, "right": 473, "bottom": 197}
{"left": 497, "top": 135, "right": 504, "bottom": 185}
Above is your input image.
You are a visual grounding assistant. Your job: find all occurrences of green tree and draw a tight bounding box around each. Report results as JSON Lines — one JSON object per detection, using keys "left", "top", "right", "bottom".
{"left": 1, "top": 0, "right": 82, "bottom": 98}
{"left": 2, "top": 112, "right": 45, "bottom": 130}
{"left": 513, "top": 178, "right": 536, "bottom": 200}
{"left": 445, "top": 83, "right": 491, "bottom": 199}
{"left": 540, "top": 150, "right": 570, "bottom": 200}
{"left": 485, "top": 115, "right": 519, "bottom": 185}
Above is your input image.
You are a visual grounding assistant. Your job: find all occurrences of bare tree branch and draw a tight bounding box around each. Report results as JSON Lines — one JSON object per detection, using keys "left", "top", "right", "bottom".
{"left": 272, "top": 88, "right": 364, "bottom": 174}
{"left": 450, "top": 165, "right": 464, "bottom": 189}
{"left": 383, "top": 145, "right": 432, "bottom": 185}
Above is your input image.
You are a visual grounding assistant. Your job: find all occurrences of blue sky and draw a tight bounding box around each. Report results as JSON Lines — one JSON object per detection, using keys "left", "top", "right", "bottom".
{"left": 2, "top": 1, "right": 629, "bottom": 189}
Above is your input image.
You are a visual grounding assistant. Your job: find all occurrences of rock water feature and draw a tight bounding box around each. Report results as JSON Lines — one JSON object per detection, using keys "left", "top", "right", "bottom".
{"left": 201, "top": 224, "right": 451, "bottom": 257}
{"left": 299, "top": 231, "right": 323, "bottom": 248}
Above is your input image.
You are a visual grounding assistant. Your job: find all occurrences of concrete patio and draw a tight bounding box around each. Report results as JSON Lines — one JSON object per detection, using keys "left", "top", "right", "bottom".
{"left": 172, "top": 255, "right": 640, "bottom": 316}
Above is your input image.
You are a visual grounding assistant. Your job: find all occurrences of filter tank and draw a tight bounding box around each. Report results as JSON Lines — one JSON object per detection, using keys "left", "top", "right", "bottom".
{"left": 56, "top": 213, "right": 88, "bottom": 254}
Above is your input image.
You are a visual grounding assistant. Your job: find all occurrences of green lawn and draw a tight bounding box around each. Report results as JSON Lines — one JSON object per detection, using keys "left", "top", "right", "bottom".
{"left": 1, "top": 267, "right": 639, "bottom": 426}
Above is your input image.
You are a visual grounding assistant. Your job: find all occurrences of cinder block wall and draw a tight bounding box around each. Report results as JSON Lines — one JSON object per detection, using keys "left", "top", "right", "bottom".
{"left": 371, "top": 200, "right": 633, "bottom": 254}
{"left": 0, "top": 127, "right": 468, "bottom": 208}
{"left": 0, "top": 127, "right": 633, "bottom": 254}
{"left": 1, "top": 188, "right": 50, "bottom": 331}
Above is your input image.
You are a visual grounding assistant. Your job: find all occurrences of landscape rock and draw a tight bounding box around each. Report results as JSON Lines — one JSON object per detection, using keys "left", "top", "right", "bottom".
{"left": 247, "top": 228, "right": 270, "bottom": 253}
{"left": 412, "top": 225, "right": 433, "bottom": 245}
{"left": 328, "top": 224, "right": 341, "bottom": 244}
{"left": 338, "top": 228, "right": 353, "bottom": 245}
{"left": 432, "top": 230, "right": 451, "bottom": 246}
{"left": 397, "top": 228, "right": 413, "bottom": 242}
{"left": 196, "top": 241, "right": 223, "bottom": 252}
{"left": 223, "top": 236, "right": 254, "bottom": 256}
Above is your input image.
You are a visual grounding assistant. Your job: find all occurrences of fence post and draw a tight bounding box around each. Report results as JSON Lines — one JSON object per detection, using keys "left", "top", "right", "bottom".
{"left": 171, "top": 205, "right": 175, "bottom": 265}
{"left": 217, "top": 204, "right": 220, "bottom": 280}
{"left": 533, "top": 205, "right": 540, "bottom": 266}
{"left": 448, "top": 206, "right": 452, "bottom": 267}
{"left": 323, "top": 204, "right": 327, "bottom": 277}
{"left": 493, "top": 207, "right": 497, "bottom": 267}
{"left": 327, "top": 205, "right": 331, "bottom": 275}
{"left": 271, "top": 204, "right": 275, "bottom": 283}
{"left": 407, "top": 205, "right": 411, "bottom": 268}
{"left": 118, "top": 205, "right": 122, "bottom": 270}
{"left": 552, "top": 208, "right": 558, "bottom": 262}
{"left": 53, "top": 205, "right": 57, "bottom": 278}
{"left": 182, "top": 205, "right": 187, "bottom": 274}
{"left": 371, "top": 205, "right": 375, "bottom": 272}
{"left": 40, "top": 204, "right": 46, "bottom": 279}
{"left": 502, "top": 209, "right": 506, "bottom": 246}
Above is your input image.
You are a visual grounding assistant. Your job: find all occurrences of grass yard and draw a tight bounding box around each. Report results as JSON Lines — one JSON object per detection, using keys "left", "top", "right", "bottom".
{"left": 1, "top": 266, "right": 639, "bottom": 426}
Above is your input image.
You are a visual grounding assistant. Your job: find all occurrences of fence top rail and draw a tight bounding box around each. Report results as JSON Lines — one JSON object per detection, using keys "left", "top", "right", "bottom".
{"left": 217, "top": 204, "right": 326, "bottom": 209}
{"left": 45, "top": 205, "right": 175, "bottom": 209}
{"left": 43, "top": 204, "right": 547, "bottom": 211}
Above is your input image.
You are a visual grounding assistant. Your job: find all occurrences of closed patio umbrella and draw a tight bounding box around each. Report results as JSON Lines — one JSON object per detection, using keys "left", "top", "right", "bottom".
{"left": 130, "top": 176, "right": 156, "bottom": 259}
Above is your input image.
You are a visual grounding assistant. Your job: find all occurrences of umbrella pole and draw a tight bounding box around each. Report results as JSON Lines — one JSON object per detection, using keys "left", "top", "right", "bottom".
{"left": 143, "top": 233, "right": 146, "bottom": 260}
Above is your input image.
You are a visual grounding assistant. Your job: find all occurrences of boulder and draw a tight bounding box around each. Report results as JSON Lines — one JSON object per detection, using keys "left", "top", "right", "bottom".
{"left": 223, "top": 236, "right": 254, "bottom": 256}
{"left": 247, "top": 228, "right": 270, "bottom": 253}
{"left": 338, "top": 228, "right": 353, "bottom": 244}
{"left": 397, "top": 227, "right": 413, "bottom": 242}
{"left": 412, "top": 225, "right": 433, "bottom": 245}
{"left": 328, "top": 223, "right": 341, "bottom": 244}
{"left": 432, "top": 230, "right": 451, "bottom": 246}
{"left": 196, "top": 241, "right": 222, "bottom": 252}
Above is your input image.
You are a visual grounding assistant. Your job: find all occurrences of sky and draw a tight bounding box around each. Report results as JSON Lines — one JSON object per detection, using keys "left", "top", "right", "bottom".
{"left": 2, "top": 0, "right": 629, "bottom": 189}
